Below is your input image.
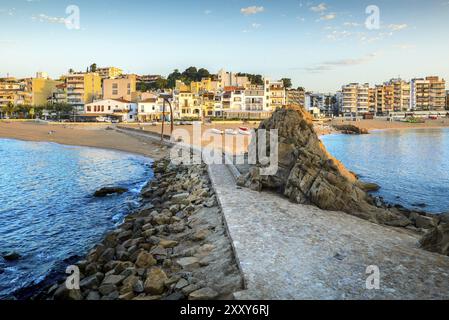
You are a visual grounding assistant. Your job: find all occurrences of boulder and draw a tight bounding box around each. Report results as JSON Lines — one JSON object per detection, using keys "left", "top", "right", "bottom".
{"left": 238, "top": 106, "right": 409, "bottom": 226}
{"left": 135, "top": 252, "right": 157, "bottom": 268}
{"left": 2, "top": 251, "right": 21, "bottom": 261}
{"left": 189, "top": 287, "right": 219, "bottom": 300}
{"left": 94, "top": 187, "right": 128, "bottom": 197}
{"left": 144, "top": 268, "right": 168, "bottom": 295}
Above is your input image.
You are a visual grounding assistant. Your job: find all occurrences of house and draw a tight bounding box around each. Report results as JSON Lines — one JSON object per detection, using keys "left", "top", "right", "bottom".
{"left": 84, "top": 98, "right": 137, "bottom": 122}
{"left": 138, "top": 98, "right": 163, "bottom": 122}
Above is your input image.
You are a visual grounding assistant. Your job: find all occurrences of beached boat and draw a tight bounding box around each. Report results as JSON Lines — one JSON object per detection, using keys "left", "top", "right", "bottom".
{"left": 211, "top": 129, "right": 224, "bottom": 135}
{"left": 239, "top": 129, "right": 251, "bottom": 135}
{"left": 239, "top": 127, "right": 250, "bottom": 132}
{"left": 225, "top": 129, "right": 238, "bottom": 135}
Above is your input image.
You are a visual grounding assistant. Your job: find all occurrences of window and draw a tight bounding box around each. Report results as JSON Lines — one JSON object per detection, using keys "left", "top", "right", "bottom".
{"left": 101, "top": 106, "right": 104, "bottom": 112}
{"left": 113, "top": 90, "right": 118, "bottom": 95}
{"left": 112, "top": 83, "right": 118, "bottom": 89}
{"left": 108, "top": 106, "right": 111, "bottom": 111}
{"left": 87, "top": 106, "right": 91, "bottom": 112}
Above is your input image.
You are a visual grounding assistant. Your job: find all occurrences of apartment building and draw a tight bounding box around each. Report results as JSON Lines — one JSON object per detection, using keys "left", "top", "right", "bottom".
{"left": 103, "top": 74, "right": 137, "bottom": 102}
{"left": 23, "top": 76, "right": 63, "bottom": 106}
{"left": 66, "top": 72, "right": 102, "bottom": 113}
{"left": 446, "top": 90, "right": 449, "bottom": 110}
{"left": 265, "top": 79, "right": 286, "bottom": 110}
{"left": 174, "top": 91, "right": 200, "bottom": 119}
{"left": 97, "top": 67, "right": 123, "bottom": 79}
{"left": 0, "top": 78, "right": 25, "bottom": 107}
{"left": 341, "top": 83, "right": 369, "bottom": 115}
{"left": 286, "top": 88, "right": 305, "bottom": 107}
{"left": 48, "top": 83, "right": 67, "bottom": 104}
{"left": 411, "top": 76, "right": 446, "bottom": 111}
{"left": 217, "top": 69, "right": 250, "bottom": 89}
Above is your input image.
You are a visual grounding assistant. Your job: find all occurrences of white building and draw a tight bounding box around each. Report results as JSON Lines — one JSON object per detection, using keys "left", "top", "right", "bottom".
{"left": 84, "top": 98, "right": 137, "bottom": 122}
{"left": 137, "top": 98, "right": 163, "bottom": 122}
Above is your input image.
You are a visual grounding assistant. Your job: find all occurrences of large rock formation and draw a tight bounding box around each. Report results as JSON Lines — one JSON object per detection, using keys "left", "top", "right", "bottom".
{"left": 238, "top": 106, "right": 409, "bottom": 226}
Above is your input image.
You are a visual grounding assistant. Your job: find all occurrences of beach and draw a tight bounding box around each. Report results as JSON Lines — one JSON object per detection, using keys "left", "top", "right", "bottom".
{"left": 0, "top": 121, "right": 168, "bottom": 160}
{"left": 329, "top": 118, "right": 449, "bottom": 131}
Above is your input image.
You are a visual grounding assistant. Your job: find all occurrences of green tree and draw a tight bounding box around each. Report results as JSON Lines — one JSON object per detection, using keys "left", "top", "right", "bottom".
{"left": 182, "top": 67, "right": 198, "bottom": 84}
{"left": 197, "top": 68, "right": 210, "bottom": 81}
{"left": 89, "top": 63, "right": 97, "bottom": 73}
{"left": 167, "top": 69, "right": 182, "bottom": 88}
{"left": 281, "top": 78, "right": 293, "bottom": 89}
{"left": 2, "top": 102, "right": 17, "bottom": 118}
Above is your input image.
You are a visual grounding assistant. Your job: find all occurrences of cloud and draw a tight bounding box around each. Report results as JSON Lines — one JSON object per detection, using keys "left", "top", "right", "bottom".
{"left": 240, "top": 6, "right": 264, "bottom": 16}
{"left": 388, "top": 23, "right": 408, "bottom": 31}
{"left": 343, "top": 22, "right": 360, "bottom": 27}
{"left": 318, "top": 13, "right": 336, "bottom": 21}
{"left": 32, "top": 13, "right": 66, "bottom": 24}
{"left": 310, "top": 3, "right": 327, "bottom": 12}
{"left": 302, "top": 53, "right": 378, "bottom": 73}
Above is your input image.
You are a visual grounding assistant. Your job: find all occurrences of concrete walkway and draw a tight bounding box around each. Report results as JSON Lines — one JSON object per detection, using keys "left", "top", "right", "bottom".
{"left": 208, "top": 164, "right": 449, "bottom": 300}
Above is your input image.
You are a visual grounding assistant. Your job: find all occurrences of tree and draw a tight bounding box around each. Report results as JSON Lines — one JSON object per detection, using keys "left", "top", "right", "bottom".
{"left": 167, "top": 69, "right": 182, "bottom": 88}
{"left": 281, "top": 78, "right": 292, "bottom": 89}
{"left": 182, "top": 67, "right": 198, "bottom": 84}
{"left": 2, "top": 102, "right": 16, "bottom": 118}
{"left": 197, "top": 68, "right": 210, "bottom": 81}
{"left": 68, "top": 68, "right": 75, "bottom": 74}
{"left": 89, "top": 63, "right": 97, "bottom": 73}
{"left": 237, "top": 73, "right": 264, "bottom": 86}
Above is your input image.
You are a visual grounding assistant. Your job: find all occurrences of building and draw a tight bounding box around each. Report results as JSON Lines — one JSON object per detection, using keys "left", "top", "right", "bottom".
{"left": 174, "top": 91, "right": 200, "bottom": 119}
{"left": 97, "top": 67, "right": 123, "bottom": 80}
{"left": 66, "top": 72, "right": 102, "bottom": 113}
{"left": 446, "top": 90, "right": 449, "bottom": 110}
{"left": 286, "top": 88, "right": 305, "bottom": 107}
{"left": 411, "top": 76, "right": 446, "bottom": 111}
{"left": 265, "top": 79, "right": 286, "bottom": 110}
{"left": 217, "top": 69, "right": 250, "bottom": 89}
{"left": 103, "top": 74, "right": 137, "bottom": 102}
{"left": 48, "top": 83, "right": 67, "bottom": 104}
{"left": 137, "top": 98, "right": 163, "bottom": 122}
{"left": 84, "top": 98, "right": 137, "bottom": 122}
{"left": 23, "top": 75, "right": 63, "bottom": 106}
{"left": 341, "top": 83, "right": 370, "bottom": 116}
{"left": 0, "top": 78, "right": 25, "bottom": 107}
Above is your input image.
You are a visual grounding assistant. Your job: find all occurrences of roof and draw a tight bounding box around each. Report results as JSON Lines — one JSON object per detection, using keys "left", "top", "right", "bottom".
{"left": 140, "top": 98, "right": 158, "bottom": 103}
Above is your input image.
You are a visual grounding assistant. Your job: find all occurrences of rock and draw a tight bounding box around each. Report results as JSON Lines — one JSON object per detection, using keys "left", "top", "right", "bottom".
{"left": 98, "top": 248, "right": 115, "bottom": 263}
{"left": 238, "top": 106, "right": 410, "bottom": 226}
{"left": 53, "top": 285, "right": 82, "bottom": 301}
{"left": 80, "top": 274, "right": 99, "bottom": 290}
{"left": 144, "top": 268, "right": 168, "bottom": 295}
{"left": 182, "top": 284, "right": 200, "bottom": 295}
{"left": 117, "top": 230, "right": 133, "bottom": 242}
{"left": 2, "top": 251, "right": 21, "bottom": 261}
{"left": 135, "top": 251, "right": 157, "bottom": 268}
{"left": 333, "top": 124, "right": 369, "bottom": 135}
{"left": 192, "top": 229, "right": 210, "bottom": 241}
{"left": 359, "top": 182, "right": 381, "bottom": 192}
{"left": 175, "top": 278, "right": 189, "bottom": 290}
{"left": 86, "top": 291, "right": 101, "bottom": 300}
{"left": 164, "top": 292, "right": 185, "bottom": 301}
{"left": 99, "top": 284, "right": 117, "bottom": 296}
{"left": 119, "top": 292, "right": 135, "bottom": 300}
{"left": 172, "top": 193, "right": 190, "bottom": 205}
{"left": 94, "top": 187, "right": 128, "bottom": 197}
{"left": 189, "top": 287, "right": 219, "bottom": 300}
{"left": 176, "top": 257, "right": 200, "bottom": 271}
{"left": 102, "top": 274, "right": 125, "bottom": 286}
{"left": 159, "top": 239, "right": 178, "bottom": 249}
{"left": 420, "top": 219, "right": 449, "bottom": 256}
{"left": 133, "top": 280, "right": 145, "bottom": 294}
{"left": 414, "top": 214, "right": 436, "bottom": 229}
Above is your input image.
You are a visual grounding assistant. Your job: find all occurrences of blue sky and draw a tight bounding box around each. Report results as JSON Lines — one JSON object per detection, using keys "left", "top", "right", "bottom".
{"left": 0, "top": 0, "right": 448, "bottom": 92}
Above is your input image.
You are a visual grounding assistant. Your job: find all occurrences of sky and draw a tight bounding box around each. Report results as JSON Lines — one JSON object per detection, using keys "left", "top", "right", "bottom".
{"left": 0, "top": 0, "right": 448, "bottom": 92}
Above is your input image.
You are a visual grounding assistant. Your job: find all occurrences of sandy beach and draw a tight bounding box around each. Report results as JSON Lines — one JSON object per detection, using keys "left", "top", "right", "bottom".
{"left": 330, "top": 118, "right": 449, "bottom": 131}
{"left": 0, "top": 121, "right": 168, "bottom": 160}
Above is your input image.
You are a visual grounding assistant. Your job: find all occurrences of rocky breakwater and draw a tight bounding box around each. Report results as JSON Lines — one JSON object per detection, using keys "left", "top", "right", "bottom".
{"left": 50, "top": 160, "right": 242, "bottom": 300}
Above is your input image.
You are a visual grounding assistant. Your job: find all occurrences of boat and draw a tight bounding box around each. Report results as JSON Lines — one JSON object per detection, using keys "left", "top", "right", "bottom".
{"left": 211, "top": 129, "right": 224, "bottom": 135}
{"left": 225, "top": 129, "right": 238, "bottom": 135}
{"left": 238, "top": 129, "right": 251, "bottom": 136}
{"left": 239, "top": 127, "right": 250, "bottom": 132}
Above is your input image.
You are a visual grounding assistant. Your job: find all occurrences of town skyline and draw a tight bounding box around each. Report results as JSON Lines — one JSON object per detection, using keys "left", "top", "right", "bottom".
{"left": 1, "top": 0, "right": 449, "bottom": 92}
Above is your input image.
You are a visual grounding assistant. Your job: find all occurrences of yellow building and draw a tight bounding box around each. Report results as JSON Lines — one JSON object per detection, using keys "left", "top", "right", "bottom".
{"left": 97, "top": 67, "right": 123, "bottom": 79}
{"left": 66, "top": 72, "right": 102, "bottom": 112}
{"left": 23, "top": 77, "right": 63, "bottom": 106}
